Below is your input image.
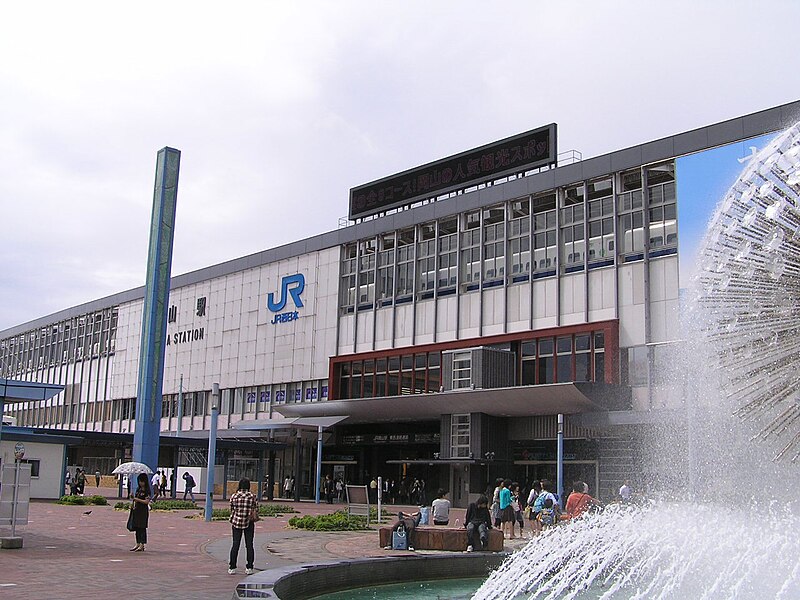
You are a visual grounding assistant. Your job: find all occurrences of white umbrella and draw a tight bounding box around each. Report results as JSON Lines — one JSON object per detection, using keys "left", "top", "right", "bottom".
{"left": 112, "top": 461, "right": 153, "bottom": 475}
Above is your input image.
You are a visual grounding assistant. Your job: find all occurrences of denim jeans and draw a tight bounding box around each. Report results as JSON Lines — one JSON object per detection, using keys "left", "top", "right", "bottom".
{"left": 466, "top": 522, "right": 488, "bottom": 549}
{"left": 229, "top": 522, "right": 255, "bottom": 569}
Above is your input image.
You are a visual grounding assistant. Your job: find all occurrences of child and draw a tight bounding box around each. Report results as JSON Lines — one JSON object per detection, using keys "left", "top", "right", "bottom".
{"left": 537, "top": 497, "right": 560, "bottom": 529}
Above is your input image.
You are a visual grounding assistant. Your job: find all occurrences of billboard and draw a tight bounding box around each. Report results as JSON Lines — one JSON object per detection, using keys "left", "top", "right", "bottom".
{"left": 349, "top": 124, "right": 557, "bottom": 220}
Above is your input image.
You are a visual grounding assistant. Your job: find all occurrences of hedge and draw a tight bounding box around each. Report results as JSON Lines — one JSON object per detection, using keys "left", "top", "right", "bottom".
{"left": 57, "top": 495, "right": 108, "bottom": 506}
{"left": 288, "top": 510, "right": 369, "bottom": 531}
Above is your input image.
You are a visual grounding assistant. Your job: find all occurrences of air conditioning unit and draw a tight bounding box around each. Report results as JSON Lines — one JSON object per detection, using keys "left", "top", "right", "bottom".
{"left": 441, "top": 347, "right": 516, "bottom": 391}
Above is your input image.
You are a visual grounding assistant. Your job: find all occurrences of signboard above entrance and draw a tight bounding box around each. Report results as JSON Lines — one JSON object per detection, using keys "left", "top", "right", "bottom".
{"left": 349, "top": 123, "right": 557, "bottom": 220}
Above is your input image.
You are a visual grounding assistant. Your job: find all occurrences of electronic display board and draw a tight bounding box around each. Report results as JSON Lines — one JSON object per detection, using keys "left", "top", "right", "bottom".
{"left": 349, "top": 123, "right": 557, "bottom": 220}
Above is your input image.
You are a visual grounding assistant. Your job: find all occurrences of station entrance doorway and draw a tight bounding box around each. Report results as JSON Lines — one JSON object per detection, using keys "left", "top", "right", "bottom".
{"left": 513, "top": 460, "right": 599, "bottom": 497}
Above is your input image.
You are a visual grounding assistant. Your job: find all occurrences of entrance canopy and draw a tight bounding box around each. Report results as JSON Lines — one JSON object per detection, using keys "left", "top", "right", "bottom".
{"left": 0, "top": 378, "right": 64, "bottom": 403}
{"left": 275, "top": 383, "right": 630, "bottom": 424}
{"left": 232, "top": 416, "right": 349, "bottom": 432}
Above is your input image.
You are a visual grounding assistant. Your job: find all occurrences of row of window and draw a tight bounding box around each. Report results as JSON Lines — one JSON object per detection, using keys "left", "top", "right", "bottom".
{"left": 340, "top": 164, "right": 677, "bottom": 310}
{"left": 0, "top": 308, "right": 118, "bottom": 377}
{"left": 335, "top": 351, "right": 442, "bottom": 400}
{"left": 333, "top": 329, "right": 610, "bottom": 400}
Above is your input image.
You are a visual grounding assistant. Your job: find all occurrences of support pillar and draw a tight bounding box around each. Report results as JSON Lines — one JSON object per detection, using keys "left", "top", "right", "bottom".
{"left": 222, "top": 448, "right": 229, "bottom": 501}
{"left": 315, "top": 425, "right": 323, "bottom": 504}
{"left": 556, "top": 414, "right": 564, "bottom": 506}
{"left": 267, "top": 450, "right": 276, "bottom": 501}
{"left": 293, "top": 429, "right": 302, "bottom": 502}
{"left": 133, "top": 147, "right": 181, "bottom": 472}
{"left": 204, "top": 383, "right": 219, "bottom": 522}
{"left": 256, "top": 448, "right": 264, "bottom": 502}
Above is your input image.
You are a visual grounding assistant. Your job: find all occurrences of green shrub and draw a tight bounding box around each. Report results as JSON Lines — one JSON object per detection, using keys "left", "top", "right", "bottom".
{"left": 151, "top": 500, "right": 198, "bottom": 511}
{"left": 370, "top": 506, "right": 393, "bottom": 520}
{"left": 288, "top": 510, "right": 369, "bottom": 531}
{"left": 57, "top": 495, "right": 108, "bottom": 506}
{"left": 258, "top": 503, "right": 297, "bottom": 517}
{"left": 113, "top": 501, "right": 129, "bottom": 510}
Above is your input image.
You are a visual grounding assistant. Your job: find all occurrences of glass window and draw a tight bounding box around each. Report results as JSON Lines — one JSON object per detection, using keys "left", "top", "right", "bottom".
{"left": 450, "top": 414, "right": 471, "bottom": 458}
{"left": 427, "top": 352, "right": 441, "bottom": 392}
{"left": 538, "top": 338, "right": 554, "bottom": 384}
{"left": 556, "top": 336, "right": 572, "bottom": 382}
{"left": 452, "top": 351, "right": 472, "bottom": 389}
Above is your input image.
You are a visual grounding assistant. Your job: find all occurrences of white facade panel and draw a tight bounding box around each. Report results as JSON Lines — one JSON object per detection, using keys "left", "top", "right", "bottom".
{"left": 394, "top": 304, "right": 413, "bottom": 345}
{"left": 435, "top": 297, "right": 458, "bottom": 341}
{"left": 507, "top": 283, "right": 531, "bottom": 329}
{"left": 560, "top": 273, "right": 586, "bottom": 325}
{"left": 415, "top": 300, "right": 435, "bottom": 344}
{"left": 374, "top": 308, "right": 393, "bottom": 348}
{"left": 459, "top": 293, "right": 480, "bottom": 339}
{"left": 618, "top": 303, "right": 646, "bottom": 348}
{"left": 113, "top": 248, "right": 339, "bottom": 398}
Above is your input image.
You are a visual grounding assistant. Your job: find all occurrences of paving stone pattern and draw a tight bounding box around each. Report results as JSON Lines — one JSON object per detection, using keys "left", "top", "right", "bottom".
{"left": 1, "top": 490, "right": 511, "bottom": 600}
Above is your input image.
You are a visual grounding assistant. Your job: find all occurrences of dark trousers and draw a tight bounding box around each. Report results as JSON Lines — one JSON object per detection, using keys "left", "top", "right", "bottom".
{"left": 229, "top": 522, "right": 255, "bottom": 569}
{"left": 134, "top": 527, "right": 147, "bottom": 544}
{"left": 466, "top": 522, "right": 488, "bottom": 549}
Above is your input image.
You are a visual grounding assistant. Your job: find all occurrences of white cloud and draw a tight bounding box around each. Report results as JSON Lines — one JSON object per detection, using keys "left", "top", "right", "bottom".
{"left": 1, "top": 0, "right": 799, "bottom": 330}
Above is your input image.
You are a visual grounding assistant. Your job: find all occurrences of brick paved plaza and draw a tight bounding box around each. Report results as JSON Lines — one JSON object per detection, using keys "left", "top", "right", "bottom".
{"left": 0, "top": 487, "right": 512, "bottom": 600}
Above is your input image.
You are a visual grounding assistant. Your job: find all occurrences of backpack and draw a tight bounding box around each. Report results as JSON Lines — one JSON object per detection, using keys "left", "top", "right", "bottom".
{"left": 539, "top": 507, "right": 557, "bottom": 527}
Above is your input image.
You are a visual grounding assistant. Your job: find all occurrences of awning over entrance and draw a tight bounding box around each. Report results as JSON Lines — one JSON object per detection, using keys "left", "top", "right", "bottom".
{"left": 231, "top": 416, "right": 349, "bottom": 432}
{"left": 275, "top": 383, "right": 630, "bottom": 424}
{"left": 0, "top": 378, "right": 64, "bottom": 402}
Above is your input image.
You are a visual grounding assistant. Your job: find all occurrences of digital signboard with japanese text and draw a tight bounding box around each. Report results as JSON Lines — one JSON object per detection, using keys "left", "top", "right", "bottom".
{"left": 349, "top": 123, "right": 557, "bottom": 220}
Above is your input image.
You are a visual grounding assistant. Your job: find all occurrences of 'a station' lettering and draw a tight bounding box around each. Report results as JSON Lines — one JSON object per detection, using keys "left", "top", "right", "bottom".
{"left": 166, "top": 327, "right": 204, "bottom": 346}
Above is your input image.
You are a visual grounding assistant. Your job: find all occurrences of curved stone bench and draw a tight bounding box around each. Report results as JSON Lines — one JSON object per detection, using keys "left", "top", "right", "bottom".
{"left": 378, "top": 525, "right": 504, "bottom": 552}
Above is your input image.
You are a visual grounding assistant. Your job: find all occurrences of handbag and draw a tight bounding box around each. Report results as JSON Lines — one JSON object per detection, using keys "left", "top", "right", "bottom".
{"left": 250, "top": 506, "right": 261, "bottom": 523}
{"left": 126, "top": 509, "right": 135, "bottom": 532}
{"left": 392, "top": 525, "right": 408, "bottom": 550}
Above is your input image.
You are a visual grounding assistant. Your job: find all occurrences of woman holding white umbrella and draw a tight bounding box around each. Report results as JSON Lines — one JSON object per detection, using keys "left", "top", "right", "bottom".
{"left": 129, "top": 472, "right": 151, "bottom": 551}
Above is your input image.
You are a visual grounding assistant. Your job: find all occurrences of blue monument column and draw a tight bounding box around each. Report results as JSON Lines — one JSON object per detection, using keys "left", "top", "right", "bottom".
{"left": 133, "top": 147, "right": 181, "bottom": 471}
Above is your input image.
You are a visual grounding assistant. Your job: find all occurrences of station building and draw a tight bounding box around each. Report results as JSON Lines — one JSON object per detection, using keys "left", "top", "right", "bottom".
{"left": 2, "top": 100, "right": 798, "bottom": 506}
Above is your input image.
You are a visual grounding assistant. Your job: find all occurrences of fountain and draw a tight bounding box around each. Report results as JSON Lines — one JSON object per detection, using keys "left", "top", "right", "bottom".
{"left": 472, "top": 122, "right": 800, "bottom": 600}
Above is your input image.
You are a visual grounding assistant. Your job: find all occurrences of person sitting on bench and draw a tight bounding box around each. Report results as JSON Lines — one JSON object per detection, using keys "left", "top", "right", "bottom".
{"left": 464, "top": 494, "right": 493, "bottom": 551}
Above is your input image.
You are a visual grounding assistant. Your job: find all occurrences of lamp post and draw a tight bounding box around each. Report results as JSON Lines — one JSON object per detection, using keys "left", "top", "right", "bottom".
{"left": 204, "top": 383, "right": 220, "bottom": 522}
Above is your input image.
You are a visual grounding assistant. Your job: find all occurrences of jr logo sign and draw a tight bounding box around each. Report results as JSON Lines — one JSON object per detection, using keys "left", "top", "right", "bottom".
{"left": 268, "top": 273, "right": 305, "bottom": 324}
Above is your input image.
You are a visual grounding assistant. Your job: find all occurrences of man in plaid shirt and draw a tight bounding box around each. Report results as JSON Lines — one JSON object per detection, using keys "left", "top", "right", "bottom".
{"left": 228, "top": 478, "right": 258, "bottom": 574}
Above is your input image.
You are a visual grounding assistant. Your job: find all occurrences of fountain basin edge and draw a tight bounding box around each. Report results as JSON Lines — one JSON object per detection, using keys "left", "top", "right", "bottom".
{"left": 234, "top": 553, "right": 510, "bottom": 599}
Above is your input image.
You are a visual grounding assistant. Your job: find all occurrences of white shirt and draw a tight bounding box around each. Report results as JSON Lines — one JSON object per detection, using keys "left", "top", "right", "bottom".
{"left": 431, "top": 498, "right": 451, "bottom": 522}
{"left": 151, "top": 474, "right": 160, "bottom": 488}
{"left": 619, "top": 484, "right": 632, "bottom": 500}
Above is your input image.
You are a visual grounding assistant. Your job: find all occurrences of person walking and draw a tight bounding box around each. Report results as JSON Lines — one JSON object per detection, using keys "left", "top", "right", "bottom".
{"left": 65, "top": 470, "right": 72, "bottom": 495}
{"left": 228, "top": 478, "right": 258, "bottom": 575}
{"left": 75, "top": 468, "right": 86, "bottom": 495}
{"left": 129, "top": 473, "right": 151, "bottom": 552}
{"left": 94, "top": 469, "right": 101, "bottom": 488}
{"left": 283, "top": 476, "right": 291, "bottom": 499}
{"left": 160, "top": 471, "right": 168, "bottom": 496}
{"left": 323, "top": 474, "right": 335, "bottom": 504}
{"left": 151, "top": 471, "right": 162, "bottom": 500}
{"left": 182, "top": 472, "right": 196, "bottom": 502}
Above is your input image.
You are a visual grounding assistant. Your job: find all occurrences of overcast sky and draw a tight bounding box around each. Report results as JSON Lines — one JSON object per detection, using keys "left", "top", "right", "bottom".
{"left": 1, "top": 1, "right": 799, "bottom": 332}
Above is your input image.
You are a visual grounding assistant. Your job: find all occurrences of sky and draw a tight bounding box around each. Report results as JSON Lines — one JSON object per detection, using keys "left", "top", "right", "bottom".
{"left": 1, "top": 1, "right": 800, "bottom": 332}
{"left": 676, "top": 132, "right": 776, "bottom": 283}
